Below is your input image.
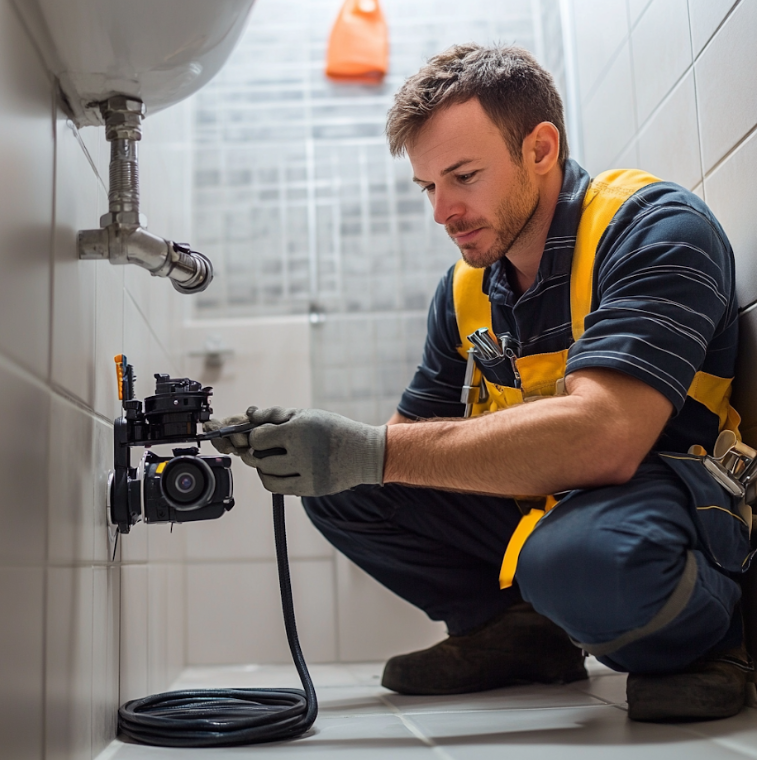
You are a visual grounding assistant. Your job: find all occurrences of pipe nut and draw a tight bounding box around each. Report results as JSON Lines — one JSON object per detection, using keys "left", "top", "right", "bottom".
{"left": 78, "top": 228, "right": 109, "bottom": 260}
{"left": 101, "top": 95, "right": 145, "bottom": 116}
{"left": 101, "top": 96, "right": 145, "bottom": 141}
{"left": 99, "top": 211, "right": 144, "bottom": 228}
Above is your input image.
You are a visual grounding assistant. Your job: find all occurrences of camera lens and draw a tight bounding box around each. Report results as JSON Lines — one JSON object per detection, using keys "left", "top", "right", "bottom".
{"left": 177, "top": 473, "right": 196, "bottom": 493}
{"left": 161, "top": 456, "right": 216, "bottom": 511}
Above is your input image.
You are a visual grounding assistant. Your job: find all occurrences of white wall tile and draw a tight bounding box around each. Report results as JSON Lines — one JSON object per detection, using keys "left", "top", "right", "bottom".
{"left": 181, "top": 318, "right": 313, "bottom": 413}
{"left": 182, "top": 318, "right": 322, "bottom": 561}
{"left": 631, "top": 0, "right": 692, "bottom": 127}
{"left": 166, "top": 563, "right": 185, "bottom": 685}
{"left": 117, "top": 297, "right": 153, "bottom": 563}
{"left": 91, "top": 566, "right": 120, "bottom": 758}
{"left": 637, "top": 70, "right": 702, "bottom": 190}
{"left": 48, "top": 395, "right": 95, "bottom": 565}
{"left": 335, "top": 554, "right": 446, "bottom": 663}
{"left": 628, "top": 0, "right": 653, "bottom": 27}
{"left": 688, "top": 0, "right": 738, "bottom": 57}
{"left": 696, "top": 0, "right": 757, "bottom": 174}
{"left": 51, "top": 114, "right": 97, "bottom": 406}
{"left": 93, "top": 261, "right": 124, "bottom": 421}
{"left": 613, "top": 138, "right": 639, "bottom": 170}
{"left": 147, "top": 524, "right": 185, "bottom": 563}
{"left": 704, "top": 127, "right": 757, "bottom": 308}
{"left": 0, "top": 0, "right": 53, "bottom": 380}
{"left": 186, "top": 562, "right": 266, "bottom": 664}
{"left": 184, "top": 467, "right": 276, "bottom": 561}
{"left": 572, "top": 0, "right": 629, "bottom": 103}
{"left": 147, "top": 564, "right": 169, "bottom": 694}
{"left": 120, "top": 565, "right": 148, "bottom": 704}
{"left": 581, "top": 41, "right": 637, "bottom": 177}
{"left": 186, "top": 559, "right": 336, "bottom": 664}
{"left": 93, "top": 419, "right": 119, "bottom": 564}
{"left": 0, "top": 566, "right": 45, "bottom": 760}
{"left": 45, "top": 566, "right": 93, "bottom": 760}
{"left": 0, "top": 361, "right": 49, "bottom": 565}
{"left": 284, "top": 498, "right": 335, "bottom": 560}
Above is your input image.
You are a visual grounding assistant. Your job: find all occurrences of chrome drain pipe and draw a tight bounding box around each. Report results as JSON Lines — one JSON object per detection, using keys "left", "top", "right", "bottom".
{"left": 78, "top": 96, "right": 212, "bottom": 295}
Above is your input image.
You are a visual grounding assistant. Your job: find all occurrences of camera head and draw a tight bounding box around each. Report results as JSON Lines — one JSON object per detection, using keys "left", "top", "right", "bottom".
{"left": 109, "top": 356, "right": 240, "bottom": 534}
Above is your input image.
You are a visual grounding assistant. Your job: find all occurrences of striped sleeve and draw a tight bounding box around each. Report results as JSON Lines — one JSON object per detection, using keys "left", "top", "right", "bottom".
{"left": 397, "top": 265, "right": 468, "bottom": 420}
{"left": 565, "top": 196, "right": 734, "bottom": 412}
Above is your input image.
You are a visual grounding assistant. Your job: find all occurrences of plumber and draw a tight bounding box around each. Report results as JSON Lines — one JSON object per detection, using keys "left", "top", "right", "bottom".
{"left": 208, "top": 44, "right": 753, "bottom": 723}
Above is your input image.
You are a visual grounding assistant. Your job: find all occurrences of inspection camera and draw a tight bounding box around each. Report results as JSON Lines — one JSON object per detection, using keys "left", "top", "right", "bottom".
{"left": 107, "top": 355, "right": 245, "bottom": 533}
{"left": 106, "top": 355, "right": 318, "bottom": 746}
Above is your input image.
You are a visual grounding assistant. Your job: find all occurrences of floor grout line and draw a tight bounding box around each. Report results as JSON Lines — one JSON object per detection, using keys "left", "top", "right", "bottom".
{"left": 378, "top": 693, "right": 458, "bottom": 760}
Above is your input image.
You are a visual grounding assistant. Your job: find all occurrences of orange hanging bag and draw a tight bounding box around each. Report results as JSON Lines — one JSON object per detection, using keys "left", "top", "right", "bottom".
{"left": 325, "top": 0, "right": 389, "bottom": 82}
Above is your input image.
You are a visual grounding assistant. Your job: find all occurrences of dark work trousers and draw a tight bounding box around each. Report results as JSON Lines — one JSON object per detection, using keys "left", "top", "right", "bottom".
{"left": 302, "top": 454, "right": 752, "bottom": 674}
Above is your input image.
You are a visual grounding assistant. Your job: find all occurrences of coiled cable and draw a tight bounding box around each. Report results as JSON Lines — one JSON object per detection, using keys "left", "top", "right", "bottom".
{"left": 117, "top": 493, "right": 318, "bottom": 747}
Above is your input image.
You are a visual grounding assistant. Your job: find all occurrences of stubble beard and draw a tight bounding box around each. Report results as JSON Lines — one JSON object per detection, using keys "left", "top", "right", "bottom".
{"left": 448, "top": 167, "right": 541, "bottom": 269}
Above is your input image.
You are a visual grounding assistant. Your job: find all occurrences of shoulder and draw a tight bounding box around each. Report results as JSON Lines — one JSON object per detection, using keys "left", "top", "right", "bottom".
{"left": 608, "top": 181, "right": 731, "bottom": 255}
{"left": 595, "top": 179, "right": 734, "bottom": 287}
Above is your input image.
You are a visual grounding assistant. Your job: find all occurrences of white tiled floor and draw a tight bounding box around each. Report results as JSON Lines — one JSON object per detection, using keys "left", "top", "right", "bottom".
{"left": 96, "top": 659, "right": 757, "bottom": 759}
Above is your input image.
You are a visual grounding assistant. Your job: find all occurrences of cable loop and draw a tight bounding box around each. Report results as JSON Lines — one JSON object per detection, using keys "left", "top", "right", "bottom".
{"left": 118, "top": 494, "right": 318, "bottom": 747}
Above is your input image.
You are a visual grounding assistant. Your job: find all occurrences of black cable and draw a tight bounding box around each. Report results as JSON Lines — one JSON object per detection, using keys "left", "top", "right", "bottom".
{"left": 117, "top": 493, "right": 319, "bottom": 747}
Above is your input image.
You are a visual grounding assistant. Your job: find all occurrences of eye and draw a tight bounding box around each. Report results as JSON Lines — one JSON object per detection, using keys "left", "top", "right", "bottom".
{"left": 457, "top": 171, "right": 477, "bottom": 183}
{"left": 420, "top": 184, "right": 434, "bottom": 194}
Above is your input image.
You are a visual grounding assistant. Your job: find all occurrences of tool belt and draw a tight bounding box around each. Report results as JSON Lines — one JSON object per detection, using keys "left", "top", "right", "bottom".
{"left": 696, "top": 431, "right": 757, "bottom": 532}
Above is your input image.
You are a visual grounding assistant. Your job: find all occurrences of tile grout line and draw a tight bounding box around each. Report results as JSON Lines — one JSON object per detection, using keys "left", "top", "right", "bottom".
{"left": 673, "top": 716, "right": 757, "bottom": 759}
{"left": 378, "top": 693, "right": 458, "bottom": 760}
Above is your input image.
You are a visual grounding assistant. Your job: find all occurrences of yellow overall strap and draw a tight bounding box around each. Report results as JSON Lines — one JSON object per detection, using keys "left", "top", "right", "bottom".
{"left": 499, "top": 169, "right": 663, "bottom": 589}
{"left": 571, "top": 169, "right": 662, "bottom": 341}
{"left": 569, "top": 168, "right": 741, "bottom": 439}
{"left": 452, "top": 260, "right": 523, "bottom": 412}
{"left": 452, "top": 259, "right": 489, "bottom": 359}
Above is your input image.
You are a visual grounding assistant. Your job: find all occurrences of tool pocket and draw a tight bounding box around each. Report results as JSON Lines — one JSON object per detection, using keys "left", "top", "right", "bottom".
{"left": 658, "top": 453, "right": 753, "bottom": 574}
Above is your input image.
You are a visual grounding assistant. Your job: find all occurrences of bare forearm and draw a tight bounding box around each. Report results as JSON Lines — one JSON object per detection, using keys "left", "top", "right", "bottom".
{"left": 385, "top": 400, "right": 605, "bottom": 495}
{"left": 383, "top": 369, "right": 673, "bottom": 496}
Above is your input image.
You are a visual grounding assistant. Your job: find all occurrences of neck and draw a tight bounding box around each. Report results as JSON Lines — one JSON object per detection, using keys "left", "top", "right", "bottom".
{"left": 505, "top": 165, "right": 564, "bottom": 296}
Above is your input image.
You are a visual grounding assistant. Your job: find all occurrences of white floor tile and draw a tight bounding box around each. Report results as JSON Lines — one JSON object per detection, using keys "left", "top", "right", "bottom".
{"left": 676, "top": 708, "right": 757, "bottom": 757}
{"left": 570, "top": 673, "right": 628, "bottom": 706}
{"left": 407, "top": 704, "right": 753, "bottom": 759}
{"left": 384, "top": 683, "right": 605, "bottom": 714}
{"left": 94, "top": 663, "right": 757, "bottom": 760}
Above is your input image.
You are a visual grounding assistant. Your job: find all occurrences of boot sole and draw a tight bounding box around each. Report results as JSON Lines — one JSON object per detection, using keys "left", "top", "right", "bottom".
{"left": 627, "top": 677, "right": 746, "bottom": 722}
{"left": 382, "top": 665, "right": 588, "bottom": 695}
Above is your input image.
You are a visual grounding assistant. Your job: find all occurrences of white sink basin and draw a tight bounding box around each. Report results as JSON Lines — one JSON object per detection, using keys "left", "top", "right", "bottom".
{"left": 13, "top": 0, "right": 256, "bottom": 124}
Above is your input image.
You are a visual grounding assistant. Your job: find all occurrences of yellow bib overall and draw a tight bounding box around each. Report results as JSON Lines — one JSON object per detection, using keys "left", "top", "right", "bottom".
{"left": 451, "top": 169, "right": 742, "bottom": 589}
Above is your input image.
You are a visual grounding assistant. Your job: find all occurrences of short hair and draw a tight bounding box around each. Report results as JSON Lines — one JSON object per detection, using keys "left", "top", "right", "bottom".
{"left": 386, "top": 43, "right": 568, "bottom": 166}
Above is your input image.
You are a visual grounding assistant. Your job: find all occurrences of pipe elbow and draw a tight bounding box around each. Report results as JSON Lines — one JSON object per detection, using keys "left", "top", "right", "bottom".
{"left": 120, "top": 227, "right": 213, "bottom": 294}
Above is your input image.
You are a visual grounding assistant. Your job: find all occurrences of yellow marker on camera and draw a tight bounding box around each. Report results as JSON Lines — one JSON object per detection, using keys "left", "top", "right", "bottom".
{"left": 114, "top": 354, "right": 125, "bottom": 401}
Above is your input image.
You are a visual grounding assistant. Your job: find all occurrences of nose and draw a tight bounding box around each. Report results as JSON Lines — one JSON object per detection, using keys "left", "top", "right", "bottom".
{"left": 431, "top": 186, "right": 465, "bottom": 226}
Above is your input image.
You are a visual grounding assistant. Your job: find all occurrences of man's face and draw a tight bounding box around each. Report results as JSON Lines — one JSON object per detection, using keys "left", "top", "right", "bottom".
{"left": 407, "top": 98, "right": 540, "bottom": 268}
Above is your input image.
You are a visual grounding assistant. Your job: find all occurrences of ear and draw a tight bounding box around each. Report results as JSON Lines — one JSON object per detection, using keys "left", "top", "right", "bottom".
{"left": 523, "top": 122, "right": 560, "bottom": 175}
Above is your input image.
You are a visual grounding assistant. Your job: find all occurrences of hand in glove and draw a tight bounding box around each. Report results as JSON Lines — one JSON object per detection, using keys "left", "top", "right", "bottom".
{"left": 203, "top": 414, "right": 252, "bottom": 455}
{"left": 206, "top": 407, "right": 386, "bottom": 497}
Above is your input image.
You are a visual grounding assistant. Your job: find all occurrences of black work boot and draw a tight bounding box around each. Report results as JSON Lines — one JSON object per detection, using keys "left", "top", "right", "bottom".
{"left": 381, "top": 602, "right": 587, "bottom": 695}
{"left": 626, "top": 646, "right": 754, "bottom": 722}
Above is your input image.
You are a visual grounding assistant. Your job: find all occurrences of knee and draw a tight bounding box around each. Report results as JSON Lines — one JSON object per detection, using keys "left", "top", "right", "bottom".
{"left": 516, "top": 509, "right": 686, "bottom": 640}
{"left": 301, "top": 484, "right": 387, "bottom": 527}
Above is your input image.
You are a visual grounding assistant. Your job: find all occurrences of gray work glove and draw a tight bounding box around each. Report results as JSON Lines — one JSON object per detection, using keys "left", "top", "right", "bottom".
{"left": 206, "top": 406, "right": 386, "bottom": 497}
{"left": 203, "top": 414, "right": 251, "bottom": 455}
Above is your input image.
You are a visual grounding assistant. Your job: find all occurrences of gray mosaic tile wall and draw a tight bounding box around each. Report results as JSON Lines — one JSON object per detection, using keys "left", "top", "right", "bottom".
{"left": 191, "top": 0, "right": 569, "bottom": 423}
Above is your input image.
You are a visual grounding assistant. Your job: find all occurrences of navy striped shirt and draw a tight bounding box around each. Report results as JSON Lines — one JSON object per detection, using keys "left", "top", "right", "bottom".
{"left": 397, "top": 159, "right": 739, "bottom": 453}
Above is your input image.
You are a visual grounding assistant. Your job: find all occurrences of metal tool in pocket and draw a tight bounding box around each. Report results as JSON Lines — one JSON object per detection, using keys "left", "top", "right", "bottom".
{"left": 461, "top": 328, "right": 501, "bottom": 417}
{"left": 697, "top": 431, "right": 757, "bottom": 530}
